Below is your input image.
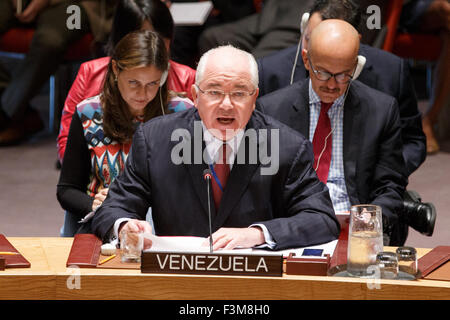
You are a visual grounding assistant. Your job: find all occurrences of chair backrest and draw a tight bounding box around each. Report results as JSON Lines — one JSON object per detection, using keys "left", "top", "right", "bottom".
{"left": 393, "top": 33, "right": 442, "bottom": 61}
{"left": 0, "top": 28, "right": 94, "bottom": 61}
{"left": 253, "top": 0, "right": 263, "bottom": 12}
{"left": 0, "top": 28, "right": 35, "bottom": 54}
{"left": 381, "top": 0, "right": 442, "bottom": 61}
{"left": 382, "top": 0, "right": 404, "bottom": 52}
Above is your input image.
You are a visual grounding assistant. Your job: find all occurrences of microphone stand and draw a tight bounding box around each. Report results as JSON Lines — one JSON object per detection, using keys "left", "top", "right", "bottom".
{"left": 206, "top": 178, "right": 213, "bottom": 253}
{"left": 203, "top": 169, "right": 214, "bottom": 253}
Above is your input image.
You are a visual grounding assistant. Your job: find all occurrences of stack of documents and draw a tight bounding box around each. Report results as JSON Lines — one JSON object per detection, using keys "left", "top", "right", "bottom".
{"left": 143, "top": 233, "right": 338, "bottom": 259}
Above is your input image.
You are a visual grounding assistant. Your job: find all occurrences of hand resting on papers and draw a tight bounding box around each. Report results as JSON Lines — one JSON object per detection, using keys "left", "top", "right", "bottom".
{"left": 204, "top": 227, "right": 265, "bottom": 250}
{"left": 119, "top": 220, "right": 265, "bottom": 251}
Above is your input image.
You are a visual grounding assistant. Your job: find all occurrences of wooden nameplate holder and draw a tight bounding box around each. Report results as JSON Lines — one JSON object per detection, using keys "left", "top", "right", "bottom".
{"left": 141, "top": 251, "right": 283, "bottom": 277}
{"left": 285, "top": 253, "right": 331, "bottom": 276}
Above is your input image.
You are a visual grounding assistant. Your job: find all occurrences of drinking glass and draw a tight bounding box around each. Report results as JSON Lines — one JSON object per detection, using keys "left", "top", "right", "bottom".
{"left": 396, "top": 246, "right": 418, "bottom": 275}
{"left": 120, "top": 230, "right": 143, "bottom": 263}
{"left": 347, "top": 204, "right": 383, "bottom": 277}
{"left": 376, "top": 251, "right": 399, "bottom": 279}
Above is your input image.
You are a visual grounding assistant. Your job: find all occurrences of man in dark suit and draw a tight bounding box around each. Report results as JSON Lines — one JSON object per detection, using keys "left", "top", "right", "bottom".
{"left": 257, "top": 0, "right": 435, "bottom": 239}
{"left": 256, "top": 20, "right": 408, "bottom": 245}
{"left": 91, "top": 45, "right": 340, "bottom": 250}
{"left": 257, "top": 0, "right": 425, "bottom": 177}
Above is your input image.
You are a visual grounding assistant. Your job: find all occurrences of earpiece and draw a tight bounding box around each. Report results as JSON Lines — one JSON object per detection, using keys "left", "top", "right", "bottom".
{"left": 159, "top": 88, "right": 165, "bottom": 115}
{"left": 159, "top": 69, "right": 168, "bottom": 87}
{"left": 300, "top": 12, "right": 310, "bottom": 35}
{"left": 159, "top": 65, "right": 169, "bottom": 115}
{"left": 291, "top": 12, "right": 310, "bottom": 85}
{"left": 352, "top": 55, "right": 366, "bottom": 81}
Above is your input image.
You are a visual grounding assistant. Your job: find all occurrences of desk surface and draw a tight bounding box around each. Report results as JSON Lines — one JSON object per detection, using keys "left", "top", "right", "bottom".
{"left": 0, "top": 237, "right": 449, "bottom": 300}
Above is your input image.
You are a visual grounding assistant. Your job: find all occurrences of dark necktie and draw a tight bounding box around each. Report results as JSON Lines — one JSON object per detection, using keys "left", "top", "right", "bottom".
{"left": 212, "top": 143, "right": 230, "bottom": 210}
{"left": 312, "top": 102, "right": 333, "bottom": 183}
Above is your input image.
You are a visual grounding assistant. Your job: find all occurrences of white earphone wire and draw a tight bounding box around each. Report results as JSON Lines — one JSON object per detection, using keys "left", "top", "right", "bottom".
{"left": 313, "top": 82, "right": 351, "bottom": 172}
{"left": 290, "top": 37, "right": 303, "bottom": 85}
{"left": 159, "top": 88, "right": 165, "bottom": 116}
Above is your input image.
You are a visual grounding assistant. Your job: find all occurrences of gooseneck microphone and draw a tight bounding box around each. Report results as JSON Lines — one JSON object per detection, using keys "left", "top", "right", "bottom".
{"left": 203, "top": 169, "right": 214, "bottom": 253}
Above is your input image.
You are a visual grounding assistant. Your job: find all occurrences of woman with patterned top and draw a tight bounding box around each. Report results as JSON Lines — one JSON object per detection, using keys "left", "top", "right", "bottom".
{"left": 57, "top": 30, "right": 193, "bottom": 236}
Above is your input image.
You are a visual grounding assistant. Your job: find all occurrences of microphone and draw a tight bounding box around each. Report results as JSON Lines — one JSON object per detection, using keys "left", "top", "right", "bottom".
{"left": 203, "top": 168, "right": 214, "bottom": 253}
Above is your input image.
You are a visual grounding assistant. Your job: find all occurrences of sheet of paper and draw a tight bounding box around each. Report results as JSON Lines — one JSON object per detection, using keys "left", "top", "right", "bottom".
{"left": 143, "top": 234, "right": 210, "bottom": 252}
{"left": 169, "top": 1, "right": 213, "bottom": 26}
{"left": 143, "top": 233, "right": 338, "bottom": 258}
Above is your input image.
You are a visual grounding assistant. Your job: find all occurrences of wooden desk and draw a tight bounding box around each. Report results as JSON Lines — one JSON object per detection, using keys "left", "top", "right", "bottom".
{"left": 0, "top": 238, "right": 449, "bottom": 300}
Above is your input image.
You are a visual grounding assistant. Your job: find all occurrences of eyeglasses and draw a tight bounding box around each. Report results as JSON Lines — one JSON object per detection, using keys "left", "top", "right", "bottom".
{"left": 196, "top": 85, "right": 256, "bottom": 104}
{"left": 308, "top": 55, "right": 354, "bottom": 84}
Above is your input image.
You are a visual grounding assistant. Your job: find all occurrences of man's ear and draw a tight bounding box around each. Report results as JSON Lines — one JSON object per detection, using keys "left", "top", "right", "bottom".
{"left": 191, "top": 84, "right": 198, "bottom": 108}
{"left": 251, "top": 88, "right": 259, "bottom": 111}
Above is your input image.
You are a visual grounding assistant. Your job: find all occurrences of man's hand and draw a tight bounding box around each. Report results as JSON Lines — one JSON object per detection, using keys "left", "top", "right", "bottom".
{"left": 15, "top": 0, "right": 50, "bottom": 24}
{"left": 119, "top": 219, "right": 153, "bottom": 249}
{"left": 208, "top": 227, "right": 265, "bottom": 250}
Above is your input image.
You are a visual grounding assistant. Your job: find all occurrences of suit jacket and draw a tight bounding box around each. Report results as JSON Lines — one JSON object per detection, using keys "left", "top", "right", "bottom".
{"left": 256, "top": 79, "right": 408, "bottom": 229}
{"left": 92, "top": 108, "right": 340, "bottom": 249}
{"left": 257, "top": 43, "right": 426, "bottom": 176}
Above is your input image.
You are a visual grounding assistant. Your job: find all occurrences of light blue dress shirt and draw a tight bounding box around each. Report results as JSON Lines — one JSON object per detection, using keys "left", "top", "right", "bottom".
{"left": 308, "top": 80, "right": 351, "bottom": 214}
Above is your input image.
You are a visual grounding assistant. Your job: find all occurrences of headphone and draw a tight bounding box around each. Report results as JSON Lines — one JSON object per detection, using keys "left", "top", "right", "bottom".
{"left": 159, "top": 68, "right": 169, "bottom": 115}
{"left": 301, "top": 12, "right": 310, "bottom": 34}
{"left": 291, "top": 12, "right": 310, "bottom": 85}
{"left": 159, "top": 69, "right": 168, "bottom": 87}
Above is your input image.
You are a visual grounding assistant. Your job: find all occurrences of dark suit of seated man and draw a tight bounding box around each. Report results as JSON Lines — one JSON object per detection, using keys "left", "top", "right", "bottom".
{"left": 257, "top": 3, "right": 425, "bottom": 177}
{"left": 256, "top": 0, "right": 435, "bottom": 239}
{"left": 91, "top": 45, "right": 340, "bottom": 250}
{"left": 256, "top": 20, "right": 408, "bottom": 245}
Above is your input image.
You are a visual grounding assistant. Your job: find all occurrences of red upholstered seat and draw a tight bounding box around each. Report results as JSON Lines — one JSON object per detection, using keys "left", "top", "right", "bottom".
{"left": 382, "top": 0, "right": 442, "bottom": 62}
{"left": 393, "top": 33, "right": 442, "bottom": 62}
{"left": 0, "top": 28, "right": 35, "bottom": 54}
{"left": 0, "top": 28, "right": 93, "bottom": 60}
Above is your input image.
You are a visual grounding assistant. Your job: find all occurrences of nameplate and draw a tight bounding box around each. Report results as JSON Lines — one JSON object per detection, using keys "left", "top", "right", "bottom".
{"left": 141, "top": 251, "right": 283, "bottom": 277}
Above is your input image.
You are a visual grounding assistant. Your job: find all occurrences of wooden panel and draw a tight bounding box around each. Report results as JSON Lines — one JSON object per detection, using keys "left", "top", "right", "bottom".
{"left": 0, "top": 275, "right": 55, "bottom": 299}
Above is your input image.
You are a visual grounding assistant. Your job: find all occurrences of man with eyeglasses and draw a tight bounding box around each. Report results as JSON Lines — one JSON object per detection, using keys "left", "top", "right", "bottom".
{"left": 256, "top": 20, "right": 408, "bottom": 246}
{"left": 257, "top": 0, "right": 436, "bottom": 245}
{"left": 91, "top": 45, "right": 340, "bottom": 250}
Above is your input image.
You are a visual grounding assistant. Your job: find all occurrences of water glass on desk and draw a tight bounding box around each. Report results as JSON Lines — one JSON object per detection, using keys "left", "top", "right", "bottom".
{"left": 347, "top": 204, "right": 383, "bottom": 277}
{"left": 376, "top": 252, "right": 399, "bottom": 279}
{"left": 120, "top": 230, "right": 144, "bottom": 263}
{"left": 396, "top": 246, "right": 418, "bottom": 275}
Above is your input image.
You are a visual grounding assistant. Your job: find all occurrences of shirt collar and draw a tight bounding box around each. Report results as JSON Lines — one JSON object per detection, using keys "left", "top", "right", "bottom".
{"left": 201, "top": 121, "right": 244, "bottom": 165}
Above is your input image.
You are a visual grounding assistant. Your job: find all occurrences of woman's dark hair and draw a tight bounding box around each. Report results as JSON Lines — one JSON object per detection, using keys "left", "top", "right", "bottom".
{"left": 106, "top": 0, "right": 174, "bottom": 56}
{"left": 102, "top": 30, "right": 169, "bottom": 143}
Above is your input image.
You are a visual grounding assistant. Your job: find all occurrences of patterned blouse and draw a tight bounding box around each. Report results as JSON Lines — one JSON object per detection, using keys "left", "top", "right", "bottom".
{"left": 57, "top": 93, "right": 193, "bottom": 217}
